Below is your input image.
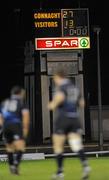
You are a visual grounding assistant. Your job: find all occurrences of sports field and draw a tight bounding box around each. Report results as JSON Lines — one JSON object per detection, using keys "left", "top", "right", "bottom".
{"left": 0, "top": 157, "right": 109, "bottom": 180}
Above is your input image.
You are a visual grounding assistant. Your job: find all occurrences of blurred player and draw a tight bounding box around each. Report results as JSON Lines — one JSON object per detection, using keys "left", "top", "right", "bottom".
{"left": 48, "top": 69, "right": 91, "bottom": 180}
{"left": 0, "top": 86, "right": 30, "bottom": 175}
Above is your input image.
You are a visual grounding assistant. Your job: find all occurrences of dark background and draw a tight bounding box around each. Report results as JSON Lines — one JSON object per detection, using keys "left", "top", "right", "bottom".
{"left": 0, "top": 0, "right": 107, "bottom": 106}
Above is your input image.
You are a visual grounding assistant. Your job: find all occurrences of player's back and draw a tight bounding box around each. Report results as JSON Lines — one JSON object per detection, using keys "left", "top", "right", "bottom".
{"left": 58, "top": 79, "right": 80, "bottom": 117}
{"left": 1, "top": 95, "right": 23, "bottom": 125}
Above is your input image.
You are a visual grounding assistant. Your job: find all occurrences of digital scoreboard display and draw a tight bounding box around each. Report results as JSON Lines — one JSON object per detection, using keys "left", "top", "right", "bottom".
{"left": 33, "top": 9, "right": 89, "bottom": 38}
{"left": 62, "top": 9, "right": 89, "bottom": 37}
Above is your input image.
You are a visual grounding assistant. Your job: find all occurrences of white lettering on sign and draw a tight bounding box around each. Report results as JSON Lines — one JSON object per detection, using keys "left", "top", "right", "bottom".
{"left": 62, "top": 40, "right": 70, "bottom": 46}
{"left": 71, "top": 40, "right": 78, "bottom": 46}
{"left": 46, "top": 41, "right": 52, "bottom": 47}
{"left": 54, "top": 40, "right": 61, "bottom": 46}
{"left": 45, "top": 40, "right": 78, "bottom": 48}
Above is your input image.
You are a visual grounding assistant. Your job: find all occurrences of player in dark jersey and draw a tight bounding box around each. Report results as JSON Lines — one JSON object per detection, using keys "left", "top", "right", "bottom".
{"left": 0, "top": 86, "right": 30, "bottom": 175}
{"left": 48, "top": 69, "right": 91, "bottom": 180}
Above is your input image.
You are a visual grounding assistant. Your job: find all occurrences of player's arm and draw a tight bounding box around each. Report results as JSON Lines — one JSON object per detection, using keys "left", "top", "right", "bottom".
{"left": 0, "top": 113, "right": 4, "bottom": 134}
{"left": 0, "top": 114, "right": 3, "bottom": 125}
{"left": 48, "top": 92, "right": 65, "bottom": 110}
{"left": 78, "top": 97, "right": 85, "bottom": 108}
{"left": 21, "top": 109, "right": 30, "bottom": 138}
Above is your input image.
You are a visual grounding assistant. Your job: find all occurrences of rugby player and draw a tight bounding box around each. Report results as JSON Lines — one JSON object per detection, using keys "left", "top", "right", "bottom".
{"left": 0, "top": 86, "right": 30, "bottom": 175}
{"left": 48, "top": 69, "right": 91, "bottom": 180}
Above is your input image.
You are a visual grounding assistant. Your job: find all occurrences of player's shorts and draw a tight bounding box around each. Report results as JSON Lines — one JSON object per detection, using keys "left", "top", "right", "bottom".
{"left": 4, "top": 123, "right": 23, "bottom": 144}
{"left": 54, "top": 113, "right": 82, "bottom": 135}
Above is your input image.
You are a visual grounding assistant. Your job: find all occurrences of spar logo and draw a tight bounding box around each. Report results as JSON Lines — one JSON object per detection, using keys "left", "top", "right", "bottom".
{"left": 35, "top": 37, "right": 90, "bottom": 50}
{"left": 80, "top": 38, "right": 89, "bottom": 48}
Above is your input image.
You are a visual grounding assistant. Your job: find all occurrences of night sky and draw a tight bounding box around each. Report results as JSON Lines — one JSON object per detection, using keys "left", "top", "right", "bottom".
{"left": 0, "top": 0, "right": 107, "bottom": 105}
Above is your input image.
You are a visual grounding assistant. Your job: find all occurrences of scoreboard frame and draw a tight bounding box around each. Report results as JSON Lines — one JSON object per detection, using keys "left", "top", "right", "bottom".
{"left": 33, "top": 8, "right": 90, "bottom": 38}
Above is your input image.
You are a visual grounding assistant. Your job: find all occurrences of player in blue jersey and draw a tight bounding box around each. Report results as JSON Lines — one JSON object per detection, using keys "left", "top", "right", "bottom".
{"left": 48, "top": 69, "right": 91, "bottom": 180}
{"left": 0, "top": 86, "right": 30, "bottom": 175}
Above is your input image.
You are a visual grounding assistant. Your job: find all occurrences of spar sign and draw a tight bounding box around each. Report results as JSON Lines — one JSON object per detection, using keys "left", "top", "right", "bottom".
{"left": 35, "top": 37, "right": 90, "bottom": 50}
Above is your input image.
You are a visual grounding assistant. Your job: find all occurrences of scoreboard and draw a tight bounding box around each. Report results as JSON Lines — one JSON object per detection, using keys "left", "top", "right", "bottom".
{"left": 33, "top": 9, "right": 89, "bottom": 38}
{"left": 33, "top": 9, "right": 90, "bottom": 49}
{"left": 62, "top": 9, "right": 89, "bottom": 37}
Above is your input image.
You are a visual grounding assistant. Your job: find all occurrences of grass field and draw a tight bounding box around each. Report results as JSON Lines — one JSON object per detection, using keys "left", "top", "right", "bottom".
{"left": 0, "top": 157, "right": 109, "bottom": 180}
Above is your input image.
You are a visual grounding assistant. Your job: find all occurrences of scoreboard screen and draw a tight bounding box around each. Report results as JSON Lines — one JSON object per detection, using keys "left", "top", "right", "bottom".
{"left": 62, "top": 9, "right": 89, "bottom": 37}
{"left": 33, "top": 9, "right": 89, "bottom": 38}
